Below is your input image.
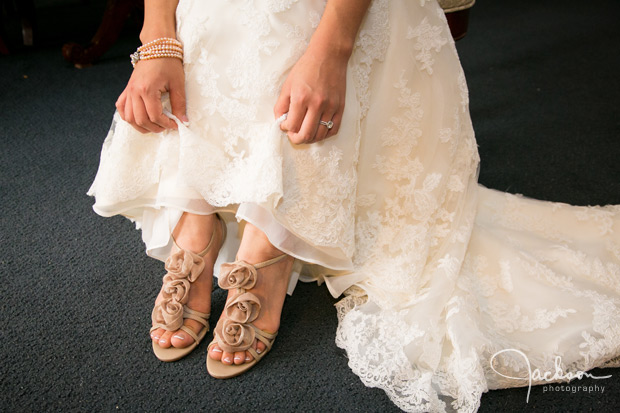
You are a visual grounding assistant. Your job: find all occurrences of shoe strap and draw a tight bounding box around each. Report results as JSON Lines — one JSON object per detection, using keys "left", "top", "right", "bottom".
{"left": 219, "top": 253, "right": 289, "bottom": 293}
{"left": 253, "top": 253, "right": 288, "bottom": 270}
{"left": 254, "top": 325, "right": 277, "bottom": 343}
{"left": 245, "top": 326, "right": 277, "bottom": 361}
{"left": 150, "top": 307, "right": 209, "bottom": 337}
{"left": 211, "top": 323, "right": 277, "bottom": 356}
{"left": 183, "top": 306, "right": 210, "bottom": 328}
{"left": 179, "top": 325, "right": 200, "bottom": 343}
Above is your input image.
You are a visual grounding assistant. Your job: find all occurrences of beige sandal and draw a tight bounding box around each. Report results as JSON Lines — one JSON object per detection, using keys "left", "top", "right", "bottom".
{"left": 206, "top": 253, "right": 290, "bottom": 378}
{"left": 150, "top": 214, "right": 226, "bottom": 362}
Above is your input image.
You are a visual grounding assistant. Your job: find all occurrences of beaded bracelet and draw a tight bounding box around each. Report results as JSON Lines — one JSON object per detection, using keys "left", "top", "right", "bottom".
{"left": 130, "top": 37, "right": 184, "bottom": 68}
{"left": 138, "top": 37, "right": 182, "bottom": 52}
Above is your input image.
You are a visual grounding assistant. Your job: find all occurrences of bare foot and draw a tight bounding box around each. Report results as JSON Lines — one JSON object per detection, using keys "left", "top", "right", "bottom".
{"left": 208, "top": 222, "right": 294, "bottom": 365}
{"left": 150, "top": 212, "right": 224, "bottom": 349}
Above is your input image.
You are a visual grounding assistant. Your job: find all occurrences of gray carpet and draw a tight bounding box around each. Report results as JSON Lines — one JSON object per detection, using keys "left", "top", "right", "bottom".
{"left": 1, "top": 0, "right": 619, "bottom": 411}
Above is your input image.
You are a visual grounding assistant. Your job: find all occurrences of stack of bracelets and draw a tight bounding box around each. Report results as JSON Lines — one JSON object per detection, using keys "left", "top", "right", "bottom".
{"left": 130, "top": 38, "right": 184, "bottom": 68}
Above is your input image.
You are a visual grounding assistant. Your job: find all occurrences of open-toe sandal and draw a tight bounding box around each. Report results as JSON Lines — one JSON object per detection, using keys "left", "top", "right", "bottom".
{"left": 150, "top": 213, "right": 226, "bottom": 362}
{"left": 206, "top": 253, "right": 290, "bottom": 378}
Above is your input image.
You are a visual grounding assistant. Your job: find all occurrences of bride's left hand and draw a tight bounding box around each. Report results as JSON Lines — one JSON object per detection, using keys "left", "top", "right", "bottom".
{"left": 274, "top": 46, "right": 348, "bottom": 144}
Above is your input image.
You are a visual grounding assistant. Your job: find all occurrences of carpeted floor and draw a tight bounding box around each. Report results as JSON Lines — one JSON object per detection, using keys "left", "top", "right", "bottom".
{"left": 1, "top": 0, "right": 619, "bottom": 411}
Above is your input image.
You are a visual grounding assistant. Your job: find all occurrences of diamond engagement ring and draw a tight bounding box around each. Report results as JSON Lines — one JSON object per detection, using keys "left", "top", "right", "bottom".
{"left": 319, "top": 120, "right": 334, "bottom": 130}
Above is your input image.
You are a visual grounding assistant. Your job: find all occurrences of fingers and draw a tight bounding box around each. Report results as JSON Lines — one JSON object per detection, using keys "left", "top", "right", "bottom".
{"left": 115, "top": 90, "right": 127, "bottom": 121}
{"left": 284, "top": 110, "right": 340, "bottom": 145}
{"left": 117, "top": 87, "right": 170, "bottom": 134}
{"left": 316, "top": 98, "right": 344, "bottom": 141}
{"left": 325, "top": 108, "right": 343, "bottom": 138}
{"left": 169, "top": 75, "right": 188, "bottom": 124}
{"left": 281, "top": 92, "right": 342, "bottom": 144}
{"left": 294, "top": 106, "right": 321, "bottom": 144}
{"left": 115, "top": 59, "right": 187, "bottom": 134}
{"left": 284, "top": 103, "right": 341, "bottom": 145}
{"left": 276, "top": 80, "right": 343, "bottom": 144}
{"left": 314, "top": 118, "right": 331, "bottom": 142}
{"left": 132, "top": 93, "right": 166, "bottom": 133}
{"left": 280, "top": 93, "right": 307, "bottom": 138}
{"left": 123, "top": 94, "right": 149, "bottom": 134}
{"left": 274, "top": 82, "right": 291, "bottom": 120}
{"left": 143, "top": 92, "right": 176, "bottom": 131}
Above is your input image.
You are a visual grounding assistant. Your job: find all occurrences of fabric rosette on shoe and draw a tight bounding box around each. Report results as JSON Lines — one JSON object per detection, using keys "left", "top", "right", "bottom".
{"left": 218, "top": 261, "right": 258, "bottom": 290}
{"left": 152, "top": 249, "right": 206, "bottom": 330}
{"left": 225, "top": 292, "right": 261, "bottom": 324}
{"left": 165, "top": 249, "right": 205, "bottom": 282}
{"left": 161, "top": 274, "right": 190, "bottom": 303}
{"left": 215, "top": 260, "right": 266, "bottom": 352}
{"left": 214, "top": 319, "right": 255, "bottom": 353}
{"left": 151, "top": 300, "right": 185, "bottom": 330}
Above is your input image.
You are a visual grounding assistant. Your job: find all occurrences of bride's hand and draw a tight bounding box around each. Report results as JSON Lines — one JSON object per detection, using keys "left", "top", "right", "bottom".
{"left": 274, "top": 46, "right": 348, "bottom": 144}
{"left": 116, "top": 58, "right": 187, "bottom": 134}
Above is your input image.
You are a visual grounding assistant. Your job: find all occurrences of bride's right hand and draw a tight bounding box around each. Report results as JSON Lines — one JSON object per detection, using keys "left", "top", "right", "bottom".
{"left": 116, "top": 57, "right": 187, "bottom": 134}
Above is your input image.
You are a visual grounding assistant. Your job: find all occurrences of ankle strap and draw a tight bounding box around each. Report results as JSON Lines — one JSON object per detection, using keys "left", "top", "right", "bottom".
{"left": 218, "top": 253, "right": 289, "bottom": 293}
{"left": 253, "top": 253, "right": 288, "bottom": 269}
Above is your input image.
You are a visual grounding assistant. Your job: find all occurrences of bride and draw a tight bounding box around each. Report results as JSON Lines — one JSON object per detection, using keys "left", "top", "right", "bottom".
{"left": 88, "top": 0, "right": 620, "bottom": 411}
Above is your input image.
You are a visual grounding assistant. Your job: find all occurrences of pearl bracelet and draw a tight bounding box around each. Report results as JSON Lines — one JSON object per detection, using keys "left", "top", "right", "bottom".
{"left": 131, "top": 37, "right": 184, "bottom": 68}
{"left": 137, "top": 37, "right": 183, "bottom": 52}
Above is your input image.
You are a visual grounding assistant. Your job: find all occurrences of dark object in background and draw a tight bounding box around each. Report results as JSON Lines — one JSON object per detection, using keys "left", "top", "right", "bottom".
{"left": 62, "top": 0, "right": 142, "bottom": 68}
{"left": 0, "top": 0, "right": 36, "bottom": 54}
{"left": 446, "top": 8, "right": 471, "bottom": 41}
{"left": 439, "top": 0, "right": 475, "bottom": 40}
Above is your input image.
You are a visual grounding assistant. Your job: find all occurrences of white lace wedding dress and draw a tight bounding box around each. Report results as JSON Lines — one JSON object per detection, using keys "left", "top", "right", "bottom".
{"left": 87, "top": 0, "right": 620, "bottom": 411}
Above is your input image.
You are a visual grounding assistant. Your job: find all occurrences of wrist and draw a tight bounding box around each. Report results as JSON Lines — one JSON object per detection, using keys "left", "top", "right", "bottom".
{"left": 308, "top": 31, "right": 354, "bottom": 63}
{"left": 140, "top": 0, "right": 179, "bottom": 43}
{"left": 139, "top": 29, "right": 177, "bottom": 44}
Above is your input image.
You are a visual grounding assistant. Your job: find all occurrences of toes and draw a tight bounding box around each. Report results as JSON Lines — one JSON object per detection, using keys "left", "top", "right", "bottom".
{"left": 158, "top": 330, "right": 173, "bottom": 348}
{"left": 150, "top": 328, "right": 164, "bottom": 343}
{"left": 256, "top": 340, "right": 266, "bottom": 356}
{"left": 233, "top": 351, "right": 246, "bottom": 365}
{"left": 209, "top": 344, "right": 252, "bottom": 364}
{"left": 170, "top": 329, "right": 194, "bottom": 349}
{"left": 221, "top": 351, "right": 234, "bottom": 365}
{"left": 245, "top": 340, "right": 258, "bottom": 363}
{"left": 209, "top": 344, "right": 223, "bottom": 361}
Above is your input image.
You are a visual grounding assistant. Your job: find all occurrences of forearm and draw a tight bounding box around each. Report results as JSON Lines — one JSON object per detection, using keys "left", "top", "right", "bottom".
{"left": 309, "top": 0, "right": 372, "bottom": 59}
{"left": 140, "top": 0, "right": 180, "bottom": 43}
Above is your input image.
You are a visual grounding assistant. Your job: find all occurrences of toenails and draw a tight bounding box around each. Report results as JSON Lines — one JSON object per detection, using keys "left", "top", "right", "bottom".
{"left": 171, "top": 333, "right": 193, "bottom": 348}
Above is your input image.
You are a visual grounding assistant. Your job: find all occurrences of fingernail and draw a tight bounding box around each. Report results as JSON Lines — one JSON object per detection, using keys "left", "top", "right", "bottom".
{"left": 223, "top": 357, "right": 231, "bottom": 363}
{"left": 151, "top": 335, "right": 160, "bottom": 341}
{"left": 234, "top": 356, "right": 244, "bottom": 362}
{"left": 172, "top": 334, "right": 185, "bottom": 341}
{"left": 211, "top": 347, "right": 222, "bottom": 353}
{"left": 180, "top": 115, "right": 189, "bottom": 123}
{"left": 159, "top": 339, "right": 166, "bottom": 345}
